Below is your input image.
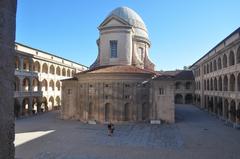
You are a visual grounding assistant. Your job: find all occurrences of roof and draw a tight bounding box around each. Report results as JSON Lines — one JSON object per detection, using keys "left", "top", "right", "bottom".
{"left": 157, "top": 70, "right": 194, "bottom": 80}
{"left": 77, "top": 65, "right": 157, "bottom": 75}
{"left": 190, "top": 27, "right": 240, "bottom": 68}
{"left": 107, "top": 6, "right": 147, "bottom": 31}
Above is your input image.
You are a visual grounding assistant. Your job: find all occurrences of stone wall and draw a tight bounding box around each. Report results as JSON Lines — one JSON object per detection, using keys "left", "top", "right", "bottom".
{"left": 0, "top": 0, "right": 17, "bottom": 158}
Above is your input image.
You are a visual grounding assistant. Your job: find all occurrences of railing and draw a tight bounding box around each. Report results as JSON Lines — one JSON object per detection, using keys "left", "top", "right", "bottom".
{"left": 14, "top": 91, "right": 43, "bottom": 98}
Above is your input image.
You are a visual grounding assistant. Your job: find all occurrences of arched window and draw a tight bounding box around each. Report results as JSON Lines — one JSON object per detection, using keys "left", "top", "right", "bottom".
{"left": 207, "top": 64, "right": 209, "bottom": 73}
{"left": 207, "top": 79, "right": 209, "bottom": 90}
{"left": 56, "top": 66, "right": 61, "bottom": 76}
{"left": 42, "top": 63, "right": 48, "bottom": 73}
{"left": 50, "top": 65, "right": 55, "bottom": 74}
{"left": 67, "top": 69, "right": 70, "bottom": 77}
{"left": 33, "top": 61, "right": 40, "bottom": 72}
{"left": 223, "top": 75, "right": 228, "bottom": 91}
{"left": 49, "top": 80, "right": 54, "bottom": 91}
{"left": 138, "top": 47, "right": 144, "bottom": 61}
{"left": 230, "top": 74, "right": 235, "bottom": 91}
{"left": 218, "top": 57, "right": 222, "bottom": 69}
{"left": 223, "top": 54, "right": 227, "bottom": 68}
{"left": 32, "top": 78, "right": 39, "bottom": 91}
{"left": 175, "top": 94, "right": 183, "bottom": 104}
{"left": 229, "top": 51, "right": 235, "bottom": 66}
{"left": 210, "top": 78, "right": 213, "bottom": 90}
{"left": 56, "top": 81, "right": 61, "bottom": 91}
{"left": 62, "top": 68, "right": 66, "bottom": 76}
{"left": 175, "top": 82, "right": 181, "bottom": 89}
{"left": 15, "top": 77, "right": 20, "bottom": 91}
{"left": 41, "top": 79, "right": 48, "bottom": 91}
{"left": 72, "top": 70, "right": 75, "bottom": 76}
{"left": 23, "top": 77, "right": 30, "bottom": 91}
{"left": 214, "top": 78, "right": 217, "bottom": 91}
{"left": 210, "top": 62, "right": 213, "bottom": 72}
{"left": 237, "top": 47, "right": 240, "bottom": 64}
{"left": 218, "top": 76, "right": 222, "bottom": 91}
{"left": 213, "top": 60, "right": 217, "bottom": 71}
{"left": 23, "top": 57, "right": 30, "bottom": 71}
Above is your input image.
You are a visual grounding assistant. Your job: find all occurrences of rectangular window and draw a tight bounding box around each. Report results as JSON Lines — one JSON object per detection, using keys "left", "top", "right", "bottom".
{"left": 110, "top": 40, "right": 117, "bottom": 58}
{"left": 159, "top": 88, "right": 164, "bottom": 95}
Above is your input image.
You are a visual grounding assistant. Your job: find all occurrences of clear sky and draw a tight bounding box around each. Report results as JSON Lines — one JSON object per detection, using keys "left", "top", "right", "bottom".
{"left": 16, "top": 0, "right": 240, "bottom": 70}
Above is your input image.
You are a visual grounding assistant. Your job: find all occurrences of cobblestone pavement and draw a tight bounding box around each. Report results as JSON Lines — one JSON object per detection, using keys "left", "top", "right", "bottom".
{"left": 15, "top": 105, "right": 240, "bottom": 159}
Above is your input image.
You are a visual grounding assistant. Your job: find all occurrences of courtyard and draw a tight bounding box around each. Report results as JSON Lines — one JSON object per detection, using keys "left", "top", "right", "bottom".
{"left": 15, "top": 105, "right": 240, "bottom": 159}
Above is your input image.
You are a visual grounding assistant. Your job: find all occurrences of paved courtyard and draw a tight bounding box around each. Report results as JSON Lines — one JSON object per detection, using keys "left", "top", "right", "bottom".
{"left": 15, "top": 105, "right": 240, "bottom": 159}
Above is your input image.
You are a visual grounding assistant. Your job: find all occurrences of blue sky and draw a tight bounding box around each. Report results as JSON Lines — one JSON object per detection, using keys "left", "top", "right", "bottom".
{"left": 16, "top": 0, "right": 240, "bottom": 70}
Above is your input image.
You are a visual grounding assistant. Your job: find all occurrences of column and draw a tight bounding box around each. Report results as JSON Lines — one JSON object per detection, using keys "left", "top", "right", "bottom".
{"left": 19, "top": 76, "right": 23, "bottom": 92}
{"left": 28, "top": 97, "right": 33, "bottom": 115}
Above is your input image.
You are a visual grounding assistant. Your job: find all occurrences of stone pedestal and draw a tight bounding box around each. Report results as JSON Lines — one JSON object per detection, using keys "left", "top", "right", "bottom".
{"left": 0, "top": 0, "right": 17, "bottom": 159}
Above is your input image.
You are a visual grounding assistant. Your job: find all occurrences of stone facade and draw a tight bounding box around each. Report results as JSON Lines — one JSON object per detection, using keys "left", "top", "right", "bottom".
{"left": 0, "top": 0, "right": 16, "bottom": 158}
{"left": 14, "top": 43, "right": 87, "bottom": 117}
{"left": 191, "top": 27, "right": 240, "bottom": 126}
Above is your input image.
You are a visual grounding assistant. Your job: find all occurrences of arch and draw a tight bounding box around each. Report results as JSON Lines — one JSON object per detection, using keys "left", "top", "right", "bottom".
{"left": 50, "top": 65, "right": 55, "bottom": 74}
{"left": 210, "top": 78, "right": 213, "bottom": 90}
{"left": 229, "top": 51, "right": 235, "bottom": 66}
{"left": 237, "top": 47, "right": 240, "bottom": 64}
{"left": 41, "top": 79, "right": 48, "bottom": 91}
{"left": 32, "top": 97, "right": 38, "bottom": 114}
{"left": 88, "top": 102, "right": 94, "bottom": 120}
{"left": 22, "top": 97, "right": 30, "bottom": 115}
{"left": 105, "top": 103, "right": 111, "bottom": 122}
{"left": 217, "top": 98, "right": 223, "bottom": 116}
{"left": 23, "top": 57, "right": 30, "bottom": 71}
{"left": 224, "top": 99, "right": 229, "bottom": 119}
{"left": 32, "top": 78, "right": 39, "bottom": 91}
{"left": 218, "top": 57, "right": 222, "bottom": 69}
{"left": 210, "top": 62, "right": 213, "bottom": 72}
{"left": 142, "top": 102, "right": 149, "bottom": 120}
{"left": 15, "top": 76, "right": 20, "bottom": 91}
{"left": 124, "top": 103, "right": 131, "bottom": 121}
{"left": 218, "top": 76, "right": 222, "bottom": 91}
{"left": 72, "top": 70, "right": 75, "bottom": 76}
{"left": 49, "top": 80, "right": 54, "bottom": 91}
{"left": 56, "top": 96, "right": 61, "bottom": 106}
{"left": 42, "top": 63, "right": 48, "bottom": 73}
{"left": 204, "top": 80, "right": 206, "bottom": 90}
{"left": 230, "top": 100, "right": 236, "bottom": 122}
{"left": 33, "top": 61, "right": 40, "bottom": 72}
{"left": 175, "top": 94, "right": 183, "bottom": 104}
{"left": 223, "top": 54, "right": 227, "bottom": 68}
{"left": 214, "top": 77, "right": 217, "bottom": 91}
{"left": 223, "top": 75, "right": 228, "bottom": 91}
{"left": 41, "top": 97, "right": 48, "bottom": 112}
{"left": 185, "top": 82, "right": 192, "bottom": 90}
{"left": 56, "top": 81, "right": 61, "bottom": 91}
{"left": 207, "top": 79, "right": 209, "bottom": 90}
{"left": 185, "top": 94, "right": 193, "bottom": 104}
{"left": 23, "top": 77, "right": 30, "bottom": 91}
{"left": 229, "top": 74, "right": 235, "bottom": 91}
{"left": 62, "top": 68, "right": 66, "bottom": 76}
{"left": 175, "top": 82, "right": 181, "bottom": 89}
{"left": 15, "top": 56, "right": 19, "bottom": 70}
{"left": 238, "top": 73, "right": 240, "bottom": 91}
{"left": 48, "top": 96, "right": 54, "bottom": 110}
{"left": 213, "top": 60, "right": 217, "bottom": 71}
{"left": 207, "top": 64, "right": 209, "bottom": 73}
{"left": 67, "top": 69, "right": 71, "bottom": 77}
{"left": 56, "top": 66, "right": 61, "bottom": 76}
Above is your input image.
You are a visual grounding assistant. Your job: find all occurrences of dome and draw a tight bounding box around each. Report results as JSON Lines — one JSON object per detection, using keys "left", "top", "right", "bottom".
{"left": 107, "top": 6, "right": 148, "bottom": 33}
